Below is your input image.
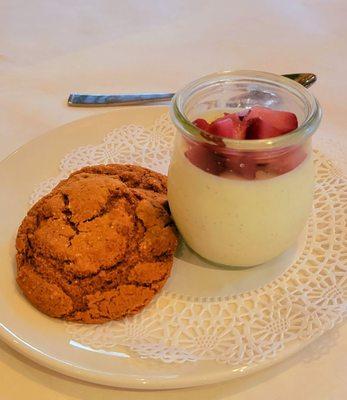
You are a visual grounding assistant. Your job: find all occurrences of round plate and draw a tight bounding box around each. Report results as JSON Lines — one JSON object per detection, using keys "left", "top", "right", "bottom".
{"left": 0, "top": 106, "right": 345, "bottom": 389}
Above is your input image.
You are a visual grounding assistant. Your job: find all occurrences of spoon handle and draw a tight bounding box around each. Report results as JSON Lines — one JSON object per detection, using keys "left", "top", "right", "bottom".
{"left": 68, "top": 73, "right": 316, "bottom": 107}
{"left": 68, "top": 92, "right": 175, "bottom": 107}
{"left": 283, "top": 73, "right": 317, "bottom": 88}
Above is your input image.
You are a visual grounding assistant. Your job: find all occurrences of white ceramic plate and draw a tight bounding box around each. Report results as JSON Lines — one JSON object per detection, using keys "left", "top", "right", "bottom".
{"left": 0, "top": 106, "right": 345, "bottom": 389}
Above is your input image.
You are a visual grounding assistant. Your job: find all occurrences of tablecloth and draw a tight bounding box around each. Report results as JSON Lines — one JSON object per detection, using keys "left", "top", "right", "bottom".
{"left": 1, "top": 1, "right": 346, "bottom": 398}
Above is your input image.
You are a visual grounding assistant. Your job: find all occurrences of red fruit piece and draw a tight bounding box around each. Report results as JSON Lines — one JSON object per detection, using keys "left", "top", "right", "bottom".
{"left": 266, "top": 147, "right": 307, "bottom": 175}
{"left": 185, "top": 143, "right": 225, "bottom": 175}
{"left": 245, "top": 107, "right": 298, "bottom": 139}
{"left": 237, "top": 109, "right": 250, "bottom": 120}
{"left": 193, "top": 118, "right": 211, "bottom": 132}
{"left": 209, "top": 114, "right": 247, "bottom": 139}
{"left": 225, "top": 155, "right": 257, "bottom": 180}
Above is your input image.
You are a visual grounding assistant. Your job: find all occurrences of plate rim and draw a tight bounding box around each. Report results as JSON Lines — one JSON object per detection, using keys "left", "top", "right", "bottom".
{"left": 0, "top": 321, "right": 318, "bottom": 389}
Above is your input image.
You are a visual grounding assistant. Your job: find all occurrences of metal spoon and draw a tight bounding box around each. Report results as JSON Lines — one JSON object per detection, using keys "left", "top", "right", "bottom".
{"left": 67, "top": 73, "right": 316, "bottom": 107}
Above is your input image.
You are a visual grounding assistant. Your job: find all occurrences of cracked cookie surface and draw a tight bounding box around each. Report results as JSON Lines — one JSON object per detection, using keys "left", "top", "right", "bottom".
{"left": 16, "top": 164, "right": 178, "bottom": 324}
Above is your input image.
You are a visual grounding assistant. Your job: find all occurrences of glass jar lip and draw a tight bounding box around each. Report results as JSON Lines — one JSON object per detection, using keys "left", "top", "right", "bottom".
{"left": 171, "top": 70, "right": 322, "bottom": 150}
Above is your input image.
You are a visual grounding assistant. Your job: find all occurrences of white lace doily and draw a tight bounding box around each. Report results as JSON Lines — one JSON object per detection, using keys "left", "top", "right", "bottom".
{"left": 29, "top": 113, "right": 347, "bottom": 366}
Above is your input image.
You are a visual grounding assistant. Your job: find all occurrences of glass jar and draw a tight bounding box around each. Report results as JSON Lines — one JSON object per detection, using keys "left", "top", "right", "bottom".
{"left": 168, "top": 70, "right": 322, "bottom": 267}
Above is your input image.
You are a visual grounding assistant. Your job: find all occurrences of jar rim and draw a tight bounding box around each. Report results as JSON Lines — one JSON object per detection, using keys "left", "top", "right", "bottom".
{"left": 171, "top": 70, "right": 322, "bottom": 150}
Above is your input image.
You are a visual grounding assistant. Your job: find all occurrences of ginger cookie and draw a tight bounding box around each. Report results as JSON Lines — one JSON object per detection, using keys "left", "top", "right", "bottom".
{"left": 16, "top": 165, "right": 178, "bottom": 324}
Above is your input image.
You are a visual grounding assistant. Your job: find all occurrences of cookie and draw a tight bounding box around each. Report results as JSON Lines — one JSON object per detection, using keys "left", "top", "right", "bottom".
{"left": 16, "top": 165, "right": 178, "bottom": 324}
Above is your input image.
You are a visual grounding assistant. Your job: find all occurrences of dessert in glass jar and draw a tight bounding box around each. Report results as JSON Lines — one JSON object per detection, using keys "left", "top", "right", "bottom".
{"left": 168, "top": 70, "right": 321, "bottom": 267}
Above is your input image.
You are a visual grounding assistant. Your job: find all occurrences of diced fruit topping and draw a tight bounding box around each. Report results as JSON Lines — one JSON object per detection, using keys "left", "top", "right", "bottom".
{"left": 188, "top": 107, "right": 303, "bottom": 179}
{"left": 244, "top": 107, "right": 298, "bottom": 139}
{"left": 264, "top": 146, "right": 307, "bottom": 174}
{"left": 224, "top": 155, "right": 257, "bottom": 180}
{"left": 209, "top": 114, "right": 247, "bottom": 139}
{"left": 185, "top": 143, "right": 225, "bottom": 175}
{"left": 193, "top": 118, "right": 211, "bottom": 132}
{"left": 193, "top": 106, "right": 298, "bottom": 140}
